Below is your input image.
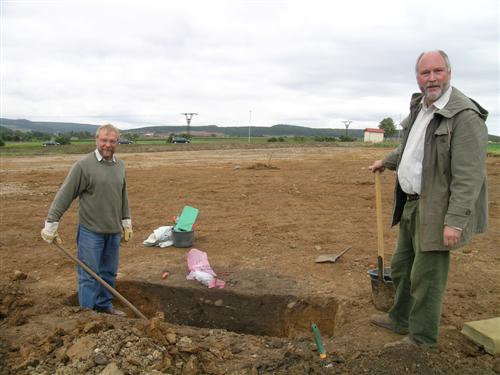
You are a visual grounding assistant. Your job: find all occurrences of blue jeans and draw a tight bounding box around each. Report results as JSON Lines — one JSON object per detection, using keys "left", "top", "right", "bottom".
{"left": 76, "top": 225, "right": 121, "bottom": 311}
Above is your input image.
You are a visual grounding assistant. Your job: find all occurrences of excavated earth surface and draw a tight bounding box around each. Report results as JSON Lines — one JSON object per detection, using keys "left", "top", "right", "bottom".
{"left": 1, "top": 145, "right": 499, "bottom": 374}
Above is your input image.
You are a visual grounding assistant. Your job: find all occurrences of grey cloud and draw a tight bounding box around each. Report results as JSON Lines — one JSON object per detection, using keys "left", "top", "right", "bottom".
{"left": 1, "top": 0, "right": 498, "bottom": 134}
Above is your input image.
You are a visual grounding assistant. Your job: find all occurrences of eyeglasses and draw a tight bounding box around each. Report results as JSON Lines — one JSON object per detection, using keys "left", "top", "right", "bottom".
{"left": 97, "top": 138, "right": 117, "bottom": 145}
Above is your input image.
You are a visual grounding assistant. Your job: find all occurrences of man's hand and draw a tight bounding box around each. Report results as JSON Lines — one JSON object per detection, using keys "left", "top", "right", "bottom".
{"left": 41, "top": 221, "right": 62, "bottom": 244}
{"left": 443, "top": 225, "right": 461, "bottom": 247}
{"left": 122, "top": 219, "right": 133, "bottom": 242}
{"left": 369, "top": 160, "right": 386, "bottom": 173}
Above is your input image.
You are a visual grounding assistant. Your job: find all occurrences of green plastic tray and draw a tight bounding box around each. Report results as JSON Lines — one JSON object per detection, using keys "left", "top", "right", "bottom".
{"left": 174, "top": 206, "right": 199, "bottom": 232}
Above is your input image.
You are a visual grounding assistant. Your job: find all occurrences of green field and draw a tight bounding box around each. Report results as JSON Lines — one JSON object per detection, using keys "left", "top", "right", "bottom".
{"left": 487, "top": 143, "right": 500, "bottom": 155}
{"left": 4, "top": 136, "right": 292, "bottom": 147}
{"left": 2, "top": 138, "right": 499, "bottom": 157}
{"left": 0, "top": 137, "right": 298, "bottom": 156}
{"left": 1, "top": 136, "right": 314, "bottom": 151}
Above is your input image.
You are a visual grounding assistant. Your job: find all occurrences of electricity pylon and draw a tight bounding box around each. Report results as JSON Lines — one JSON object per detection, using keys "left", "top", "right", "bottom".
{"left": 181, "top": 113, "right": 198, "bottom": 136}
{"left": 341, "top": 120, "right": 353, "bottom": 138}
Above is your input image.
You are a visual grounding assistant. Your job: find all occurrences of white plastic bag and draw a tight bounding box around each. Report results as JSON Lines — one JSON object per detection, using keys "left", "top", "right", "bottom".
{"left": 189, "top": 270, "right": 214, "bottom": 287}
{"left": 186, "top": 249, "right": 225, "bottom": 288}
{"left": 143, "top": 226, "right": 174, "bottom": 248}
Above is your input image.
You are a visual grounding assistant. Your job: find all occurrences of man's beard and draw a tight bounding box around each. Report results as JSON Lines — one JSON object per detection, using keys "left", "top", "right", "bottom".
{"left": 99, "top": 147, "right": 114, "bottom": 160}
{"left": 424, "top": 82, "right": 450, "bottom": 103}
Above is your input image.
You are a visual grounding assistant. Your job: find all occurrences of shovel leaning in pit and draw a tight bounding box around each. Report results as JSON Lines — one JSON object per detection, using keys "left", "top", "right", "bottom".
{"left": 52, "top": 242, "right": 147, "bottom": 320}
{"left": 368, "top": 172, "right": 395, "bottom": 312}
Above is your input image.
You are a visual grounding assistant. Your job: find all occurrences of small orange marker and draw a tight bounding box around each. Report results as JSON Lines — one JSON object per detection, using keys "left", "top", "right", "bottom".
{"left": 161, "top": 270, "right": 169, "bottom": 279}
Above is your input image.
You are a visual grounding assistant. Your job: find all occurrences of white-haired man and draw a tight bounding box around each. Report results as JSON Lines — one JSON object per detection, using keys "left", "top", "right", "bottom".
{"left": 369, "top": 50, "right": 488, "bottom": 347}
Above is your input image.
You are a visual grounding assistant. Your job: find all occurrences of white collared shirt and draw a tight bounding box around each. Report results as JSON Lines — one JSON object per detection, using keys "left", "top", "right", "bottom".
{"left": 94, "top": 149, "right": 116, "bottom": 163}
{"left": 398, "top": 86, "right": 452, "bottom": 195}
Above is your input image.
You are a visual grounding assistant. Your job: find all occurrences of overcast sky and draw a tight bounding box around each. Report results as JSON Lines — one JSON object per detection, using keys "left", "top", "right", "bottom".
{"left": 1, "top": 0, "right": 499, "bottom": 135}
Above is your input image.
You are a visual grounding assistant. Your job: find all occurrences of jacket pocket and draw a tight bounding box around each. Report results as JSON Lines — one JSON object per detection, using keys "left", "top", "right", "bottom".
{"left": 434, "top": 123, "right": 450, "bottom": 142}
{"left": 433, "top": 123, "right": 451, "bottom": 179}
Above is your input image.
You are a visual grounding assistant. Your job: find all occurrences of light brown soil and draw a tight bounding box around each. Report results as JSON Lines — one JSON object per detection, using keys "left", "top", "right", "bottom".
{"left": 1, "top": 145, "right": 499, "bottom": 374}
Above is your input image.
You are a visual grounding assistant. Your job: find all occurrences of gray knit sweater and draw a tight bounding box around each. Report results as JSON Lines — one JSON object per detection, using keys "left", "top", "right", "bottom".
{"left": 47, "top": 152, "right": 130, "bottom": 234}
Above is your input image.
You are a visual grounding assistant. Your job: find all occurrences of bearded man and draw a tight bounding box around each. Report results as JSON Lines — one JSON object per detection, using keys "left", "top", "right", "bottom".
{"left": 369, "top": 50, "right": 488, "bottom": 348}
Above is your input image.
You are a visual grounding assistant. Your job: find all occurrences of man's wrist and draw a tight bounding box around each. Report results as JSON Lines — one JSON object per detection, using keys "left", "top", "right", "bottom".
{"left": 446, "top": 224, "right": 462, "bottom": 232}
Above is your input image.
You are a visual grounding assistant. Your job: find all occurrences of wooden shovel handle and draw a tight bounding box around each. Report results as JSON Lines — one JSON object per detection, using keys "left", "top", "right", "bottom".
{"left": 375, "top": 172, "right": 385, "bottom": 269}
{"left": 52, "top": 242, "right": 147, "bottom": 320}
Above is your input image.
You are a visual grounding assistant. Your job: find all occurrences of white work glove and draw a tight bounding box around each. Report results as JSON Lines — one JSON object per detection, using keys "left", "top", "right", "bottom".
{"left": 121, "top": 219, "right": 133, "bottom": 242}
{"left": 41, "top": 221, "right": 62, "bottom": 244}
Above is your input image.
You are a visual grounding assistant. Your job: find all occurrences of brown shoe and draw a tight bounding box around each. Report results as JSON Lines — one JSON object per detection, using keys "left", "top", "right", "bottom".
{"left": 384, "top": 335, "right": 417, "bottom": 348}
{"left": 384, "top": 335, "right": 436, "bottom": 349}
{"left": 370, "top": 313, "right": 408, "bottom": 335}
{"left": 108, "top": 308, "right": 126, "bottom": 317}
{"left": 97, "top": 307, "right": 127, "bottom": 317}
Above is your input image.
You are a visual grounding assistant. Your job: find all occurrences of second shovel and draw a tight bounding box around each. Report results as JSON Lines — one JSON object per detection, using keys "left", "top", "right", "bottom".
{"left": 368, "top": 172, "right": 395, "bottom": 312}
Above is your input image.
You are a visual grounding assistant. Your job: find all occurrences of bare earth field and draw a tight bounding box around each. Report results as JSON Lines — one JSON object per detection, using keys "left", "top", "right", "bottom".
{"left": 1, "top": 145, "right": 499, "bottom": 374}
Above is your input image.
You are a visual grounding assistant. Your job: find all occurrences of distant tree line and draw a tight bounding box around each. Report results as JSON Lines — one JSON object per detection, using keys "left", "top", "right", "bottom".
{"left": 0, "top": 126, "right": 46, "bottom": 142}
{"left": 0, "top": 126, "right": 95, "bottom": 146}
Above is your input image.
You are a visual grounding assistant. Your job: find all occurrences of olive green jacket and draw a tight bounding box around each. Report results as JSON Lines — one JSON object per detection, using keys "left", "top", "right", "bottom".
{"left": 383, "top": 87, "right": 488, "bottom": 251}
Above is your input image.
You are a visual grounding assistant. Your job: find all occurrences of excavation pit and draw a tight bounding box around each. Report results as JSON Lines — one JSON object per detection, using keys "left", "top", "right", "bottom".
{"left": 73, "top": 281, "right": 339, "bottom": 338}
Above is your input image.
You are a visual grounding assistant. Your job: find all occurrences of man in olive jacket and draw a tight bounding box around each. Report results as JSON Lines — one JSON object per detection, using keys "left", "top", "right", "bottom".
{"left": 369, "top": 50, "right": 488, "bottom": 347}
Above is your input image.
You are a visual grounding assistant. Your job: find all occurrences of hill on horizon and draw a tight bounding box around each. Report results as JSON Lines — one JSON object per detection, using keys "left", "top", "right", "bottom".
{"left": 0, "top": 118, "right": 100, "bottom": 134}
{"left": 0, "top": 118, "right": 364, "bottom": 138}
{"left": 2, "top": 118, "right": 499, "bottom": 142}
{"left": 132, "top": 123, "right": 364, "bottom": 137}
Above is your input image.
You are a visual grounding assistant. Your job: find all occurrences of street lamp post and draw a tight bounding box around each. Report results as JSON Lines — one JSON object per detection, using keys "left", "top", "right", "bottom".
{"left": 248, "top": 110, "right": 252, "bottom": 144}
{"left": 398, "top": 113, "right": 402, "bottom": 139}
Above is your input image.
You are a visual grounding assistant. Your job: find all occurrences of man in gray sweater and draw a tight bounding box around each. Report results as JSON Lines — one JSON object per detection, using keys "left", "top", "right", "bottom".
{"left": 41, "top": 124, "right": 133, "bottom": 316}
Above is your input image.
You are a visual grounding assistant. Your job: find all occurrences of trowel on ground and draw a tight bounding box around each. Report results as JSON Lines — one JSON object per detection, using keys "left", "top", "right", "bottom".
{"left": 315, "top": 246, "right": 352, "bottom": 263}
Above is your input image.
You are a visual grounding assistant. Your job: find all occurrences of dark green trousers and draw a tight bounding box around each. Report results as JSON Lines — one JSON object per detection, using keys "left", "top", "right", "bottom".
{"left": 388, "top": 200, "right": 450, "bottom": 346}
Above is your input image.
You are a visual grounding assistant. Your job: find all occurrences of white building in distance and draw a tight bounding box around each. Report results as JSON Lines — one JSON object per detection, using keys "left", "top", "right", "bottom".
{"left": 364, "top": 128, "right": 384, "bottom": 143}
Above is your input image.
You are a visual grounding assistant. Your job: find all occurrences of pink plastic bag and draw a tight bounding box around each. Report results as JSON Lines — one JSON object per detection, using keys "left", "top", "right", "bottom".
{"left": 186, "top": 249, "right": 225, "bottom": 289}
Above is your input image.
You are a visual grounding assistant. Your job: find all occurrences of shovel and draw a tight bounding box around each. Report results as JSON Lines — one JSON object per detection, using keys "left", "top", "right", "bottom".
{"left": 52, "top": 242, "right": 148, "bottom": 320}
{"left": 315, "top": 246, "right": 352, "bottom": 263}
{"left": 368, "top": 172, "right": 395, "bottom": 312}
